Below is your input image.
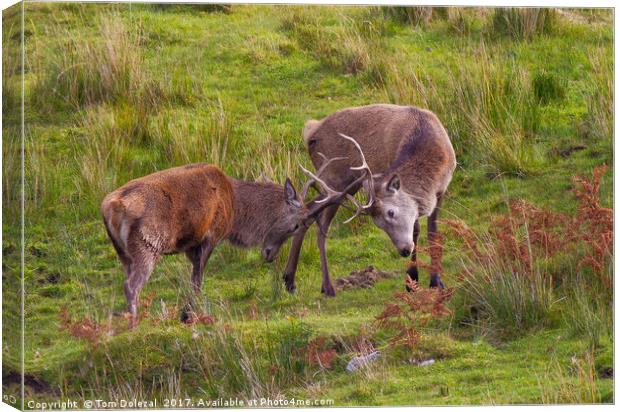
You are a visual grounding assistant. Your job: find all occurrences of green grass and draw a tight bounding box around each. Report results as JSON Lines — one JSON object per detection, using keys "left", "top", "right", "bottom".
{"left": 2, "top": 4, "right": 613, "bottom": 407}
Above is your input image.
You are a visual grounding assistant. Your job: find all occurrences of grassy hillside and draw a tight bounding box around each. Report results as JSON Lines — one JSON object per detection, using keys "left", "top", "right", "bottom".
{"left": 2, "top": 4, "right": 613, "bottom": 407}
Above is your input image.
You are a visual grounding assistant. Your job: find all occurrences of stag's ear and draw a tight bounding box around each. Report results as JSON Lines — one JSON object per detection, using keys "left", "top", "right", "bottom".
{"left": 284, "top": 178, "right": 300, "bottom": 206}
{"left": 386, "top": 174, "right": 400, "bottom": 194}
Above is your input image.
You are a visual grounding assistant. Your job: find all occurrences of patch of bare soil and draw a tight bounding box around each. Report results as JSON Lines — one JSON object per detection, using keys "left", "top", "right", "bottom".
{"left": 335, "top": 265, "right": 398, "bottom": 291}
{"left": 3, "top": 371, "right": 54, "bottom": 394}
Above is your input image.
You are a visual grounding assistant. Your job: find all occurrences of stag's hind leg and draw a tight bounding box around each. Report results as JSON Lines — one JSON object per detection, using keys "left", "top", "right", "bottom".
{"left": 406, "top": 219, "right": 421, "bottom": 290}
{"left": 316, "top": 204, "right": 340, "bottom": 297}
{"left": 428, "top": 193, "right": 444, "bottom": 289}
{"left": 124, "top": 246, "right": 158, "bottom": 328}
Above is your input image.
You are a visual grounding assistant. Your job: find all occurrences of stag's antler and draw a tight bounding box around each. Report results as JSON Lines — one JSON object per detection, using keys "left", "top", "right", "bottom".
{"left": 298, "top": 135, "right": 376, "bottom": 224}
{"left": 299, "top": 152, "right": 346, "bottom": 200}
{"left": 337, "top": 133, "right": 376, "bottom": 221}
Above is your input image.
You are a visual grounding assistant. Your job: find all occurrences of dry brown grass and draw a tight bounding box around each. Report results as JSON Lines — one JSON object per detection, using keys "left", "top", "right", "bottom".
{"left": 31, "top": 13, "right": 163, "bottom": 111}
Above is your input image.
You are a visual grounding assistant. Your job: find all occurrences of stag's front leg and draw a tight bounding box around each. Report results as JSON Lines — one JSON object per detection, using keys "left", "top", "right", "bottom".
{"left": 186, "top": 239, "right": 215, "bottom": 294}
{"left": 283, "top": 194, "right": 325, "bottom": 294}
{"left": 316, "top": 204, "right": 340, "bottom": 297}
{"left": 428, "top": 193, "right": 444, "bottom": 289}
{"left": 406, "top": 219, "right": 421, "bottom": 291}
{"left": 283, "top": 225, "right": 310, "bottom": 294}
{"left": 181, "top": 239, "right": 215, "bottom": 323}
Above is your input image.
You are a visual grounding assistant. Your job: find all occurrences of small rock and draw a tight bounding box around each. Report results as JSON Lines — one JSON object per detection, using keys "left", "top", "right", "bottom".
{"left": 419, "top": 359, "right": 435, "bottom": 367}
{"left": 346, "top": 351, "right": 381, "bottom": 373}
{"left": 410, "top": 358, "right": 435, "bottom": 367}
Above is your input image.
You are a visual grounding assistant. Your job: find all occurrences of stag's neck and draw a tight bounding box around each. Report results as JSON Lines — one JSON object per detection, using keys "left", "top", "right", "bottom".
{"left": 226, "top": 179, "right": 282, "bottom": 248}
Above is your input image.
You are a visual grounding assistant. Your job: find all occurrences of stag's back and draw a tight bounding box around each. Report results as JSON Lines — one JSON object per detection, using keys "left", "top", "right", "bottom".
{"left": 101, "top": 164, "right": 234, "bottom": 254}
{"left": 303, "top": 104, "right": 456, "bottom": 202}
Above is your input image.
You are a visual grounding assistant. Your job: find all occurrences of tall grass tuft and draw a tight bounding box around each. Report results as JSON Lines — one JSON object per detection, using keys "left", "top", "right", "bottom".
{"left": 2, "top": 16, "right": 21, "bottom": 117}
{"left": 491, "top": 8, "right": 558, "bottom": 40}
{"left": 446, "top": 166, "right": 612, "bottom": 339}
{"left": 447, "top": 218, "right": 556, "bottom": 337}
{"left": 539, "top": 352, "right": 602, "bottom": 404}
{"left": 188, "top": 316, "right": 314, "bottom": 399}
{"left": 150, "top": 100, "right": 233, "bottom": 167}
{"left": 381, "top": 43, "right": 542, "bottom": 176}
{"left": 382, "top": 6, "right": 434, "bottom": 27}
{"left": 563, "top": 285, "right": 612, "bottom": 350}
{"left": 31, "top": 13, "right": 165, "bottom": 111}
{"left": 579, "top": 48, "right": 613, "bottom": 141}
{"left": 532, "top": 71, "right": 566, "bottom": 105}
{"left": 71, "top": 105, "right": 151, "bottom": 211}
{"left": 280, "top": 7, "right": 388, "bottom": 79}
{"left": 445, "top": 8, "right": 476, "bottom": 36}
{"left": 58, "top": 303, "right": 319, "bottom": 401}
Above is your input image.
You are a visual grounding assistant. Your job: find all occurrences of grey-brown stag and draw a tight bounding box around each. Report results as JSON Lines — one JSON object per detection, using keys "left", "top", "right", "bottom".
{"left": 283, "top": 104, "right": 457, "bottom": 296}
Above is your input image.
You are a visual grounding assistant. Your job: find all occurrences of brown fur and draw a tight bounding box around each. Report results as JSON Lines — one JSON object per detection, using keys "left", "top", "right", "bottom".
{"left": 102, "top": 164, "right": 234, "bottom": 256}
{"left": 285, "top": 104, "right": 456, "bottom": 295}
{"left": 227, "top": 179, "right": 306, "bottom": 249}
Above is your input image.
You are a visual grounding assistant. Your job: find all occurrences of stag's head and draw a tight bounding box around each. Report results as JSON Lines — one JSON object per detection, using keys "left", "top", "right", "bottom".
{"left": 261, "top": 178, "right": 308, "bottom": 262}
{"left": 365, "top": 174, "right": 417, "bottom": 257}
{"left": 336, "top": 134, "right": 417, "bottom": 257}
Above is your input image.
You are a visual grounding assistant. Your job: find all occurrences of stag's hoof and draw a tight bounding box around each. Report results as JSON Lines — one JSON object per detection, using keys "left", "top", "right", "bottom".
{"left": 180, "top": 303, "right": 194, "bottom": 323}
{"left": 283, "top": 273, "right": 297, "bottom": 294}
{"left": 321, "top": 284, "right": 336, "bottom": 297}
{"left": 429, "top": 276, "right": 445, "bottom": 289}
{"left": 285, "top": 282, "right": 297, "bottom": 294}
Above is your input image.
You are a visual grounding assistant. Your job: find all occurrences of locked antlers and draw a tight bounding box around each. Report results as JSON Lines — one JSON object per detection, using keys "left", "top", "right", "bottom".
{"left": 337, "top": 133, "right": 376, "bottom": 223}
{"left": 299, "top": 133, "right": 376, "bottom": 223}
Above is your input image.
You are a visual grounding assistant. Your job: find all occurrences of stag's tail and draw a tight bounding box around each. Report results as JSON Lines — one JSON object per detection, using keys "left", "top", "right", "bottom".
{"left": 101, "top": 195, "right": 130, "bottom": 255}
{"left": 302, "top": 119, "right": 322, "bottom": 148}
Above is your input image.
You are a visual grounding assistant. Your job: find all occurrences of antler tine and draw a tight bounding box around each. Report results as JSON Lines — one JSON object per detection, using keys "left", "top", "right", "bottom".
{"left": 338, "top": 134, "right": 370, "bottom": 171}
{"left": 338, "top": 133, "right": 375, "bottom": 209}
{"left": 299, "top": 153, "right": 346, "bottom": 200}
{"left": 299, "top": 165, "right": 343, "bottom": 204}
{"left": 342, "top": 194, "right": 364, "bottom": 224}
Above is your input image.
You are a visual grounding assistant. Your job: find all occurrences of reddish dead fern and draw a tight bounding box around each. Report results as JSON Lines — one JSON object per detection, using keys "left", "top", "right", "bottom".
{"left": 306, "top": 337, "right": 337, "bottom": 369}
{"left": 59, "top": 307, "right": 110, "bottom": 347}
{"left": 444, "top": 165, "right": 612, "bottom": 288}
{"left": 375, "top": 277, "right": 454, "bottom": 349}
{"left": 415, "top": 232, "right": 445, "bottom": 275}
{"left": 183, "top": 311, "right": 217, "bottom": 326}
{"left": 572, "top": 165, "right": 613, "bottom": 286}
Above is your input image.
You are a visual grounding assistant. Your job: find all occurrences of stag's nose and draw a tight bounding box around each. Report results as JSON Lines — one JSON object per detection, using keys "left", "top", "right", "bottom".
{"left": 399, "top": 248, "right": 411, "bottom": 257}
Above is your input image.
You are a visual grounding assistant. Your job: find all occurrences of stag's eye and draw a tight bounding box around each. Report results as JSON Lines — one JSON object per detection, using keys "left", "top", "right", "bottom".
{"left": 387, "top": 209, "right": 395, "bottom": 219}
{"left": 293, "top": 224, "right": 300, "bottom": 232}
